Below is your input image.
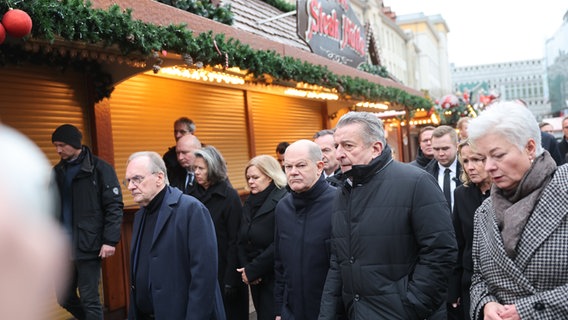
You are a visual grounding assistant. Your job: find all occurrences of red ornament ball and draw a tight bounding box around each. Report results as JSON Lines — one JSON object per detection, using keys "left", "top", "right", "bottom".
{"left": 2, "top": 9, "right": 33, "bottom": 38}
{"left": 0, "top": 23, "right": 6, "bottom": 45}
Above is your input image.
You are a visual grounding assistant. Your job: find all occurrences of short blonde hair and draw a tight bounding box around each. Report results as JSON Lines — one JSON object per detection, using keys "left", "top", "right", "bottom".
{"left": 245, "top": 155, "right": 287, "bottom": 189}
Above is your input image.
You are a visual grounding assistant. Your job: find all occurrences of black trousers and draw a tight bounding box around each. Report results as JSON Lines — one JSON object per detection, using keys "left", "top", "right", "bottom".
{"left": 222, "top": 282, "right": 249, "bottom": 320}
{"left": 250, "top": 276, "right": 275, "bottom": 320}
{"left": 56, "top": 259, "right": 103, "bottom": 320}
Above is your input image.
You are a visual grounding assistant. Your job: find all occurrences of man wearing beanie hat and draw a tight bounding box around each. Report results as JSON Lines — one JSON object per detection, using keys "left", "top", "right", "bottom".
{"left": 52, "top": 124, "right": 124, "bottom": 320}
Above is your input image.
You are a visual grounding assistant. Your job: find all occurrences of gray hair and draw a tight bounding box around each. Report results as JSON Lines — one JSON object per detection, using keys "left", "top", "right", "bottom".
{"left": 127, "top": 151, "right": 169, "bottom": 185}
{"left": 174, "top": 117, "right": 196, "bottom": 134}
{"left": 336, "top": 111, "right": 386, "bottom": 146}
{"left": 194, "top": 146, "right": 227, "bottom": 186}
{"left": 313, "top": 129, "right": 335, "bottom": 139}
{"left": 468, "top": 100, "right": 543, "bottom": 156}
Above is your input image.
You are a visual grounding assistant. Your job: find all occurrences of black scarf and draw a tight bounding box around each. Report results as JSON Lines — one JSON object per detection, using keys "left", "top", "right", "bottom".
{"left": 245, "top": 182, "right": 276, "bottom": 218}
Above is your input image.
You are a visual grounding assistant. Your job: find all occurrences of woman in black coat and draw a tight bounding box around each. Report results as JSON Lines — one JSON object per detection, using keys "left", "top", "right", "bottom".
{"left": 237, "top": 155, "right": 287, "bottom": 320}
{"left": 192, "top": 146, "right": 248, "bottom": 320}
{"left": 449, "top": 139, "right": 491, "bottom": 319}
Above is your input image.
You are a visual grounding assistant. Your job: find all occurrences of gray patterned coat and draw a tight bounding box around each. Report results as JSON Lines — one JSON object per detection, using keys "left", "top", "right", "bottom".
{"left": 470, "top": 164, "right": 568, "bottom": 319}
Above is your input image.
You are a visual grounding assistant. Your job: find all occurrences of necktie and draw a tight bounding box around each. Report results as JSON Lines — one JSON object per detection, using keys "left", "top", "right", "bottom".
{"left": 184, "top": 172, "right": 193, "bottom": 194}
{"left": 443, "top": 168, "right": 452, "bottom": 209}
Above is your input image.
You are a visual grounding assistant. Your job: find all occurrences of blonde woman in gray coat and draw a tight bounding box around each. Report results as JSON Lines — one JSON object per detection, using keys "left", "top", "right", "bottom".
{"left": 468, "top": 101, "right": 568, "bottom": 320}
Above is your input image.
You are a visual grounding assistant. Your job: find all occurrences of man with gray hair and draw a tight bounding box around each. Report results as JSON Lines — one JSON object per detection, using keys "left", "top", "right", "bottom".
{"left": 318, "top": 112, "right": 457, "bottom": 319}
{"left": 125, "top": 151, "right": 225, "bottom": 319}
{"left": 274, "top": 140, "right": 336, "bottom": 320}
{"left": 313, "top": 129, "right": 341, "bottom": 181}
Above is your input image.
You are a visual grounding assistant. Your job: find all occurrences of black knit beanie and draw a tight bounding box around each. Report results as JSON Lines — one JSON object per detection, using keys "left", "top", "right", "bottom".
{"left": 52, "top": 124, "right": 82, "bottom": 149}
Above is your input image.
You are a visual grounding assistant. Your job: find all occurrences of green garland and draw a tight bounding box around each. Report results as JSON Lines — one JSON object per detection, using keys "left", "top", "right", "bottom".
{"left": 258, "top": 0, "right": 296, "bottom": 13}
{"left": 155, "top": 0, "right": 233, "bottom": 25}
{"left": 0, "top": 0, "right": 431, "bottom": 110}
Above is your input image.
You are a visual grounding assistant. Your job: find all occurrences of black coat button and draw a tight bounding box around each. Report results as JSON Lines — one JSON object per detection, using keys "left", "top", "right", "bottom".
{"left": 533, "top": 302, "right": 545, "bottom": 311}
{"left": 354, "top": 294, "right": 360, "bottom": 301}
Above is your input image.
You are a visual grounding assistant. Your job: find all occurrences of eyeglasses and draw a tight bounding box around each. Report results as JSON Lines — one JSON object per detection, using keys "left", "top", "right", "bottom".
{"left": 123, "top": 173, "right": 158, "bottom": 188}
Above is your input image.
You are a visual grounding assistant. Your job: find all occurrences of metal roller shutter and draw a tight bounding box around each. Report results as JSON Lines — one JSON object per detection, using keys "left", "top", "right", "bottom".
{"left": 248, "top": 91, "right": 324, "bottom": 156}
{"left": 0, "top": 65, "right": 90, "bottom": 165}
{"left": 110, "top": 73, "right": 249, "bottom": 206}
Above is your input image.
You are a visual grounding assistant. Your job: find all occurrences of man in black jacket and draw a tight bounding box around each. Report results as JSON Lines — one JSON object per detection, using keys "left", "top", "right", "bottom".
{"left": 424, "top": 125, "right": 463, "bottom": 212}
{"left": 409, "top": 126, "right": 435, "bottom": 169}
{"left": 559, "top": 116, "right": 568, "bottom": 163}
{"left": 318, "top": 112, "right": 457, "bottom": 320}
{"left": 52, "top": 124, "right": 124, "bottom": 320}
{"left": 163, "top": 117, "right": 196, "bottom": 184}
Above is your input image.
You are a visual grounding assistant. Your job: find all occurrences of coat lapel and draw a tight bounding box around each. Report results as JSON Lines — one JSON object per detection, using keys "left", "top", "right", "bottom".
{"left": 151, "top": 186, "right": 179, "bottom": 248}
{"left": 254, "top": 188, "right": 287, "bottom": 220}
{"left": 130, "top": 208, "right": 145, "bottom": 276}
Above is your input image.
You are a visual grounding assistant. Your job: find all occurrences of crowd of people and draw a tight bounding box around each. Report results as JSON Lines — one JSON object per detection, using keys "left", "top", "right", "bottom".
{"left": 2, "top": 101, "right": 568, "bottom": 320}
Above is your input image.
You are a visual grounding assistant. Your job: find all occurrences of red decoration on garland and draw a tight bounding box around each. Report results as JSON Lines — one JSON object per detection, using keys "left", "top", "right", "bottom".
{"left": 439, "top": 94, "right": 460, "bottom": 109}
{"left": 0, "top": 23, "right": 6, "bottom": 45}
{"left": 2, "top": 9, "right": 33, "bottom": 38}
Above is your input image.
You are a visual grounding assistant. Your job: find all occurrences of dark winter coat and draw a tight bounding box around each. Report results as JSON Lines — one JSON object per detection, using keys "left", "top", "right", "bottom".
{"left": 448, "top": 184, "right": 489, "bottom": 319}
{"left": 192, "top": 180, "right": 243, "bottom": 288}
{"left": 409, "top": 147, "right": 433, "bottom": 169}
{"left": 53, "top": 146, "right": 123, "bottom": 260}
{"left": 541, "top": 131, "right": 565, "bottom": 165}
{"left": 238, "top": 185, "right": 288, "bottom": 281}
{"left": 555, "top": 135, "right": 568, "bottom": 164}
{"left": 129, "top": 186, "right": 225, "bottom": 320}
{"left": 163, "top": 146, "right": 187, "bottom": 188}
{"left": 274, "top": 175, "right": 336, "bottom": 320}
{"left": 318, "top": 146, "right": 457, "bottom": 320}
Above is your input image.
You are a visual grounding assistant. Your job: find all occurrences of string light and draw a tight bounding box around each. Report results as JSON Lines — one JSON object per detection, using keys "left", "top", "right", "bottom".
{"left": 158, "top": 66, "right": 245, "bottom": 85}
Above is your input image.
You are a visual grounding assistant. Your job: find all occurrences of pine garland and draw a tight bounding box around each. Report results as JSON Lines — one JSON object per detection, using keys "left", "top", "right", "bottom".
{"left": 155, "top": 0, "right": 233, "bottom": 25}
{"left": 258, "top": 0, "right": 296, "bottom": 13}
{"left": 0, "top": 0, "right": 432, "bottom": 110}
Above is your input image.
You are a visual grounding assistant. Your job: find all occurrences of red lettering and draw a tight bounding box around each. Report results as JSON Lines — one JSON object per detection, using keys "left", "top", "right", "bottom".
{"left": 341, "top": 16, "right": 366, "bottom": 56}
{"left": 306, "top": 0, "right": 340, "bottom": 42}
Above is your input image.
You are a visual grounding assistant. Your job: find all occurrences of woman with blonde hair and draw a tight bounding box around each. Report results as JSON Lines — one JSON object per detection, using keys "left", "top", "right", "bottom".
{"left": 237, "top": 155, "right": 287, "bottom": 320}
{"left": 448, "top": 139, "right": 491, "bottom": 319}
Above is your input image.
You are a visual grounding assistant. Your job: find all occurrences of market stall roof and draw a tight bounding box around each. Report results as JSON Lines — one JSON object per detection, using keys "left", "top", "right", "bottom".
{"left": 90, "top": 0, "right": 423, "bottom": 98}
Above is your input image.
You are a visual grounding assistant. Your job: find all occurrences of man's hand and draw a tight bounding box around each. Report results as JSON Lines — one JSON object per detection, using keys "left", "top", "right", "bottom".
{"left": 99, "top": 244, "right": 115, "bottom": 259}
{"left": 451, "top": 297, "right": 461, "bottom": 308}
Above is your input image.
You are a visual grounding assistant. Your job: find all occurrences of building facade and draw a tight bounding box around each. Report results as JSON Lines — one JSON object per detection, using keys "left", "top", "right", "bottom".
{"left": 395, "top": 12, "right": 452, "bottom": 99}
{"left": 545, "top": 9, "right": 568, "bottom": 115}
{"left": 451, "top": 59, "right": 551, "bottom": 120}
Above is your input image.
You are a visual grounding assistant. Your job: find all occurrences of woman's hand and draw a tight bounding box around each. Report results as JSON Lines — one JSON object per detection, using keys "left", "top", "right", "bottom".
{"left": 483, "top": 301, "right": 506, "bottom": 320}
{"left": 236, "top": 267, "right": 248, "bottom": 285}
{"left": 499, "top": 304, "right": 520, "bottom": 320}
{"left": 237, "top": 267, "right": 262, "bottom": 285}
